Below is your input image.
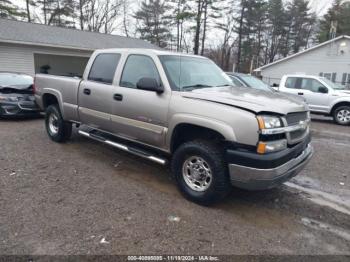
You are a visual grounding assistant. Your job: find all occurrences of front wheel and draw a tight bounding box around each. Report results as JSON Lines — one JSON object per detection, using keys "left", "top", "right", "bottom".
{"left": 333, "top": 106, "right": 350, "bottom": 126}
{"left": 171, "top": 140, "right": 231, "bottom": 205}
{"left": 45, "top": 104, "right": 72, "bottom": 142}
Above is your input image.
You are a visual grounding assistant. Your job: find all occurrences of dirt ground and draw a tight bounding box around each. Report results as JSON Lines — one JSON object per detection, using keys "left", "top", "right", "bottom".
{"left": 0, "top": 115, "right": 349, "bottom": 256}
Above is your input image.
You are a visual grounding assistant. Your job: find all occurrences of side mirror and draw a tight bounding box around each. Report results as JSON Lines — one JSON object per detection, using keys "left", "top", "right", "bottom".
{"left": 136, "top": 77, "right": 164, "bottom": 93}
{"left": 318, "top": 86, "right": 328, "bottom": 94}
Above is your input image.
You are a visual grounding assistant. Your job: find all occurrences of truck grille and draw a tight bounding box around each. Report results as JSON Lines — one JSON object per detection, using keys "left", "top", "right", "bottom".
{"left": 286, "top": 112, "right": 308, "bottom": 125}
{"left": 284, "top": 112, "right": 309, "bottom": 144}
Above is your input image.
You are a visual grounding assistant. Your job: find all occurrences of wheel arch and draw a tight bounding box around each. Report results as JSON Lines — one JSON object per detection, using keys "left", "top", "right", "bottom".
{"left": 42, "top": 90, "right": 64, "bottom": 117}
{"left": 167, "top": 115, "right": 236, "bottom": 153}
{"left": 330, "top": 101, "right": 350, "bottom": 116}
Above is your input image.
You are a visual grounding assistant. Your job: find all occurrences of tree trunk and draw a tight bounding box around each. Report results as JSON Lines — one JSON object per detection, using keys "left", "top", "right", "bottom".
{"left": 176, "top": 0, "right": 180, "bottom": 51}
{"left": 179, "top": 20, "right": 184, "bottom": 51}
{"left": 26, "top": 0, "right": 31, "bottom": 22}
{"left": 123, "top": 0, "right": 129, "bottom": 37}
{"left": 79, "top": 0, "right": 84, "bottom": 30}
{"left": 43, "top": 0, "right": 47, "bottom": 24}
{"left": 236, "top": 1, "right": 245, "bottom": 72}
{"left": 193, "top": 0, "right": 202, "bottom": 55}
{"left": 200, "top": 1, "right": 208, "bottom": 56}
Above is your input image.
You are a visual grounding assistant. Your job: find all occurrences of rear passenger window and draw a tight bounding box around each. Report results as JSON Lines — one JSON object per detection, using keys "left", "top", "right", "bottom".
{"left": 120, "top": 55, "right": 161, "bottom": 88}
{"left": 88, "top": 53, "right": 121, "bottom": 84}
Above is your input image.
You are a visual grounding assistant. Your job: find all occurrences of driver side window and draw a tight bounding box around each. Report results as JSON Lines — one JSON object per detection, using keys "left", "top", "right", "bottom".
{"left": 300, "top": 78, "right": 327, "bottom": 93}
{"left": 120, "top": 55, "right": 161, "bottom": 88}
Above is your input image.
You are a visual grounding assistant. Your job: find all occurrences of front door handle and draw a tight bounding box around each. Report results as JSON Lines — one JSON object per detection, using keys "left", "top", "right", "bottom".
{"left": 83, "top": 88, "right": 91, "bottom": 95}
{"left": 298, "top": 92, "right": 304, "bottom": 95}
{"left": 113, "top": 94, "right": 123, "bottom": 101}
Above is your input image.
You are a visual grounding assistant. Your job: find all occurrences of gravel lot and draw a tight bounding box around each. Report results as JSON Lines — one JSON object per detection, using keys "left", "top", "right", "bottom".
{"left": 0, "top": 116, "right": 349, "bottom": 255}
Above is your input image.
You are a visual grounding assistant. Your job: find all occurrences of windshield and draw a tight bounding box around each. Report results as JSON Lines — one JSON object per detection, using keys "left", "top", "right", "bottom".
{"left": 159, "top": 55, "right": 232, "bottom": 91}
{"left": 0, "top": 73, "right": 33, "bottom": 88}
{"left": 239, "top": 74, "right": 273, "bottom": 92}
{"left": 321, "top": 77, "right": 346, "bottom": 90}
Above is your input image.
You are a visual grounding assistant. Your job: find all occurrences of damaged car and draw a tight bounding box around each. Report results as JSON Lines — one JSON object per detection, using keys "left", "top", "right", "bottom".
{"left": 0, "top": 72, "right": 41, "bottom": 118}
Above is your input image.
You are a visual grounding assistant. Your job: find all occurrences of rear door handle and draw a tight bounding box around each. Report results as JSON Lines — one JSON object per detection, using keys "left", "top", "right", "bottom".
{"left": 113, "top": 94, "right": 123, "bottom": 101}
{"left": 83, "top": 88, "right": 91, "bottom": 95}
{"left": 298, "top": 92, "right": 304, "bottom": 95}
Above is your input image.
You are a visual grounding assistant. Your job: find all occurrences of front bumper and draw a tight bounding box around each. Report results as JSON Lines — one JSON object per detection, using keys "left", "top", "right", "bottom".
{"left": 227, "top": 138, "right": 313, "bottom": 190}
{"left": 0, "top": 101, "right": 41, "bottom": 117}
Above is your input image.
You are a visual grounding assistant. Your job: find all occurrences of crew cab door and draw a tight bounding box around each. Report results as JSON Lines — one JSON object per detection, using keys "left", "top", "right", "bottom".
{"left": 78, "top": 53, "right": 121, "bottom": 130}
{"left": 282, "top": 76, "right": 330, "bottom": 113}
{"left": 110, "top": 54, "right": 170, "bottom": 148}
{"left": 298, "top": 77, "right": 330, "bottom": 112}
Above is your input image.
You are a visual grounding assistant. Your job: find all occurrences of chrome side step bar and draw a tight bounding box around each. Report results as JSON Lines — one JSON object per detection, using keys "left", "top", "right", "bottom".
{"left": 78, "top": 130, "right": 167, "bottom": 165}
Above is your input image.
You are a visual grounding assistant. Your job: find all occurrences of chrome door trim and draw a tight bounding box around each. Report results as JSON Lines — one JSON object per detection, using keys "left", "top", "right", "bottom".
{"left": 110, "top": 114, "right": 167, "bottom": 135}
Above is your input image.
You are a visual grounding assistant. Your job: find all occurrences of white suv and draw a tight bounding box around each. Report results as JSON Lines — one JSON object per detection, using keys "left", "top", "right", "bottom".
{"left": 279, "top": 75, "right": 350, "bottom": 125}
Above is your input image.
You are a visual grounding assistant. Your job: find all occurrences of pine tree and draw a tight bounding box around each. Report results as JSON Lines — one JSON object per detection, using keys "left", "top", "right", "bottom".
{"left": 266, "top": 0, "right": 286, "bottom": 63}
{"left": 233, "top": 0, "right": 248, "bottom": 72}
{"left": 233, "top": 0, "right": 267, "bottom": 72}
{"left": 169, "top": 0, "right": 193, "bottom": 51}
{"left": 0, "top": 0, "right": 25, "bottom": 19}
{"left": 283, "top": 0, "right": 315, "bottom": 55}
{"left": 134, "top": 0, "right": 172, "bottom": 48}
{"left": 47, "top": 0, "right": 75, "bottom": 27}
{"left": 318, "top": 0, "right": 350, "bottom": 42}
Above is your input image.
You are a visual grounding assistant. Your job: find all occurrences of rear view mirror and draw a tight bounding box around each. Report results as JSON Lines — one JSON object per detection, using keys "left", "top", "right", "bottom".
{"left": 136, "top": 77, "right": 164, "bottom": 93}
{"left": 318, "top": 86, "right": 328, "bottom": 94}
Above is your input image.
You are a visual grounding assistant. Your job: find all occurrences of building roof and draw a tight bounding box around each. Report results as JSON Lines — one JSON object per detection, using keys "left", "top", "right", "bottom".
{"left": 255, "top": 35, "right": 350, "bottom": 72}
{"left": 0, "top": 19, "right": 158, "bottom": 51}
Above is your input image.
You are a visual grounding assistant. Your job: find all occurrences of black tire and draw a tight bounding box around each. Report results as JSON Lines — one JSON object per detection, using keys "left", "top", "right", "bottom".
{"left": 45, "top": 104, "right": 72, "bottom": 142}
{"left": 333, "top": 105, "right": 350, "bottom": 126}
{"left": 171, "top": 140, "right": 231, "bottom": 205}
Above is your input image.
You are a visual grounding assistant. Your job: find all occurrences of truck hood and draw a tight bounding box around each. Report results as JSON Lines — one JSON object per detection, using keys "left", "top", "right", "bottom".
{"left": 181, "top": 86, "right": 308, "bottom": 115}
{"left": 334, "top": 89, "right": 350, "bottom": 96}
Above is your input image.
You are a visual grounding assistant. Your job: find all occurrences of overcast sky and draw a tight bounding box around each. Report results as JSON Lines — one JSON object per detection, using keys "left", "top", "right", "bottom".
{"left": 308, "top": 0, "right": 333, "bottom": 15}
{"left": 13, "top": 0, "right": 335, "bottom": 44}
{"left": 14, "top": 0, "right": 335, "bottom": 16}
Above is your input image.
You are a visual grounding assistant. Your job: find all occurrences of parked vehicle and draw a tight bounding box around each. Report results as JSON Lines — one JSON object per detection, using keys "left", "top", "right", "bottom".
{"left": 0, "top": 72, "right": 40, "bottom": 117}
{"left": 226, "top": 72, "right": 306, "bottom": 102}
{"left": 35, "top": 49, "right": 313, "bottom": 205}
{"left": 278, "top": 75, "right": 350, "bottom": 125}
{"left": 226, "top": 72, "right": 274, "bottom": 91}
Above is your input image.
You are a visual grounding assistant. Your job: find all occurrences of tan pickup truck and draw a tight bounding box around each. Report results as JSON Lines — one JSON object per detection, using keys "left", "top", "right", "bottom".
{"left": 35, "top": 49, "right": 313, "bottom": 205}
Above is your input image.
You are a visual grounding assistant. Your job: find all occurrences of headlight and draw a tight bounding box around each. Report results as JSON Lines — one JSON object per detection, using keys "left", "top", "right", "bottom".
{"left": 257, "top": 115, "right": 282, "bottom": 129}
{"left": 257, "top": 139, "right": 287, "bottom": 154}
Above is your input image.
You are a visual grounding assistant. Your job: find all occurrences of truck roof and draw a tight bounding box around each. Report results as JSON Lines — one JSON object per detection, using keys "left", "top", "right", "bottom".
{"left": 95, "top": 48, "right": 207, "bottom": 59}
{"left": 282, "top": 74, "right": 321, "bottom": 79}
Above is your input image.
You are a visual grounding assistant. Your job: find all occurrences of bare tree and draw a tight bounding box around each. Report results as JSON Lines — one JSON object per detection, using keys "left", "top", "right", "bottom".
{"left": 83, "top": 0, "right": 122, "bottom": 33}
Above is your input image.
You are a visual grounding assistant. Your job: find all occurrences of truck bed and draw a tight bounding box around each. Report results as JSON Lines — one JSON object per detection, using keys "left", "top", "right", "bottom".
{"left": 35, "top": 74, "right": 82, "bottom": 122}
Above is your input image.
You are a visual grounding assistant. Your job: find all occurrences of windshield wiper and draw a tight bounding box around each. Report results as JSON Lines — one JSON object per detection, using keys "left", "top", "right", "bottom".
{"left": 181, "top": 84, "right": 213, "bottom": 90}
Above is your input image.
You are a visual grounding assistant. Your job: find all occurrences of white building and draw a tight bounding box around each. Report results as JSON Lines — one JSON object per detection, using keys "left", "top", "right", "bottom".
{"left": 0, "top": 19, "right": 156, "bottom": 77}
{"left": 255, "top": 35, "right": 350, "bottom": 87}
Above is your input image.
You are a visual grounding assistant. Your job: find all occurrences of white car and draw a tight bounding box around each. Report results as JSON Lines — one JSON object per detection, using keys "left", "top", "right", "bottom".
{"left": 278, "top": 75, "right": 350, "bottom": 125}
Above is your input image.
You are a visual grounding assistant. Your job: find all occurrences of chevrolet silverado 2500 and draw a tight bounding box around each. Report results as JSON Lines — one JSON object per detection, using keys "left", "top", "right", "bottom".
{"left": 35, "top": 49, "right": 313, "bottom": 205}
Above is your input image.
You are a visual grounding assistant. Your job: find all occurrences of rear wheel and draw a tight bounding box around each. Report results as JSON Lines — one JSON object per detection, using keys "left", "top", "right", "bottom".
{"left": 333, "top": 106, "right": 350, "bottom": 126}
{"left": 45, "top": 104, "right": 72, "bottom": 142}
{"left": 171, "top": 140, "right": 231, "bottom": 205}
